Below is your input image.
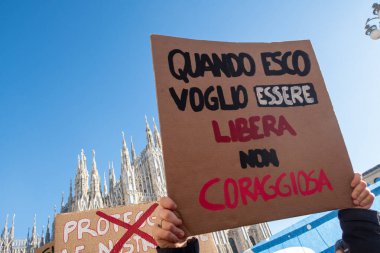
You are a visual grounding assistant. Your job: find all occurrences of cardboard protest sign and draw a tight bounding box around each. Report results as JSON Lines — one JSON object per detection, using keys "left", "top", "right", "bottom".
{"left": 151, "top": 35, "right": 354, "bottom": 235}
{"left": 36, "top": 242, "right": 55, "bottom": 253}
{"left": 54, "top": 202, "right": 217, "bottom": 253}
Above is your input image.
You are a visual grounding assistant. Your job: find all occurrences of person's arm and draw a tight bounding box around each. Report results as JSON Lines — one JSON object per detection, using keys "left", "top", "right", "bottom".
{"left": 153, "top": 197, "right": 199, "bottom": 253}
{"left": 338, "top": 173, "right": 378, "bottom": 253}
{"left": 339, "top": 208, "right": 380, "bottom": 253}
{"left": 156, "top": 238, "right": 199, "bottom": 253}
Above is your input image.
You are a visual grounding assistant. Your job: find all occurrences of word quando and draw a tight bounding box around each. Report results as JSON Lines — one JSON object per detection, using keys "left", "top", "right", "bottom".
{"left": 168, "top": 49, "right": 311, "bottom": 83}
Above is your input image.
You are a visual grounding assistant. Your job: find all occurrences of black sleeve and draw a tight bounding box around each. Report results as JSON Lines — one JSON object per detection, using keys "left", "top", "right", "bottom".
{"left": 338, "top": 208, "right": 380, "bottom": 253}
{"left": 156, "top": 238, "right": 199, "bottom": 253}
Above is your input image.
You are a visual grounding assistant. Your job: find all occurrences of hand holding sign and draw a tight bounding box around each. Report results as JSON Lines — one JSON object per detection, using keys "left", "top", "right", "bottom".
{"left": 151, "top": 35, "right": 355, "bottom": 235}
{"left": 153, "top": 197, "right": 188, "bottom": 248}
{"left": 153, "top": 174, "right": 374, "bottom": 249}
{"left": 351, "top": 173, "right": 375, "bottom": 209}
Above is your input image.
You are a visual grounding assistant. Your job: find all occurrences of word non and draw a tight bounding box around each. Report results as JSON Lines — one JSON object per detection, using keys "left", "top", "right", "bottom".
{"left": 254, "top": 83, "right": 318, "bottom": 107}
{"left": 198, "top": 168, "right": 333, "bottom": 211}
{"left": 239, "top": 148, "right": 279, "bottom": 169}
{"left": 212, "top": 114, "right": 297, "bottom": 143}
{"left": 169, "top": 85, "right": 248, "bottom": 112}
{"left": 168, "top": 49, "right": 256, "bottom": 83}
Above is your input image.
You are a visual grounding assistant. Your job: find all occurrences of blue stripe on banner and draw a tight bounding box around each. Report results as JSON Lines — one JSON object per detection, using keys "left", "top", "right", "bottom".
{"left": 254, "top": 210, "right": 338, "bottom": 252}
{"left": 253, "top": 181, "right": 380, "bottom": 253}
{"left": 371, "top": 185, "right": 380, "bottom": 196}
{"left": 320, "top": 245, "right": 335, "bottom": 253}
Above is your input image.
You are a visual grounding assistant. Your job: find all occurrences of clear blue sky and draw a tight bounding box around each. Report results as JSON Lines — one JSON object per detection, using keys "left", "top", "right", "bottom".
{"left": 0, "top": 0, "right": 379, "bottom": 239}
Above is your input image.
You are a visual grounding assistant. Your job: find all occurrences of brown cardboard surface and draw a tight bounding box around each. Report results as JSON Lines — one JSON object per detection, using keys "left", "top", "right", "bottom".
{"left": 36, "top": 241, "right": 54, "bottom": 253}
{"left": 54, "top": 202, "right": 217, "bottom": 253}
{"left": 151, "top": 35, "right": 354, "bottom": 235}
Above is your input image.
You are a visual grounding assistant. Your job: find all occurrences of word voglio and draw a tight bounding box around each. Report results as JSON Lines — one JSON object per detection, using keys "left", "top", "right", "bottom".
{"left": 169, "top": 85, "right": 248, "bottom": 112}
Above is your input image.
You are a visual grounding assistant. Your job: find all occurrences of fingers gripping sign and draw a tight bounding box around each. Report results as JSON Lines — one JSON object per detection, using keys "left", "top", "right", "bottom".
{"left": 351, "top": 173, "right": 375, "bottom": 209}
{"left": 154, "top": 197, "right": 188, "bottom": 248}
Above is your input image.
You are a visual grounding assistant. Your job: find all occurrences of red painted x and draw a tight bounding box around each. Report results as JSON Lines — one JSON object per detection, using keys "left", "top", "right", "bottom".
{"left": 96, "top": 203, "right": 158, "bottom": 253}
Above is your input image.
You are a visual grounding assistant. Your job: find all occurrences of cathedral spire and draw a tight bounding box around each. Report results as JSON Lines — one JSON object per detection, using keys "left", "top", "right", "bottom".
{"left": 1, "top": 214, "right": 9, "bottom": 243}
{"left": 9, "top": 214, "right": 15, "bottom": 242}
{"left": 152, "top": 117, "right": 162, "bottom": 149}
{"left": 91, "top": 151, "right": 99, "bottom": 182}
{"left": 122, "top": 131, "right": 127, "bottom": 149}
{"left": 92, "top": 150, "right": 97, "bottom": 171}
{"left": 40, "top": 226, "right": 45, "bottom": 247}
{"left": 81, "top": 149, "right": 85, "bottom": 165}
{"left": 83, "top": 150, "right": 88, "bottom": 176}
{"left": 26, "top": 227, "right": 30, "bottom": 246}
{"left": 145, "top": 115, "right": 154, "bottom": 147}
{"left": 120, "top": 131, "right": 135, "bottom": 204}
{"left": 45, "top": 216, "right": 51, "bottom": 243}
{"left": 61, "top": 192, "right": 65, "bottom": 211}
{"left": 76, "top": 154, "right": 81, "bottom": 172}
{"left": 103, "top": 172, "right": 108, "bottom": 195}
{"left": 131, "top": 137, "right": 137, "bottom": 163}
{"left": 68, "top": 178, "right": 73, "bottom": 205}
{"left": 75, "top": 149, "right": 89, "bottom": 211}
{"left": 80, "top": 149, "right": 89, "bottom": 183}
{"left": 108, "top": 161, "right": 116, "bottom": 194}
{"left": 121, "top": 132, "right": 132, "bottom": 169}
{"left": 30, "top": 214, "right": 38, "bottom": 248}
{"left": 52, "top": 206, "right": 56, "bottom": 241}
{"left": 89, "top": 150, "right": 103, "bottom": 209}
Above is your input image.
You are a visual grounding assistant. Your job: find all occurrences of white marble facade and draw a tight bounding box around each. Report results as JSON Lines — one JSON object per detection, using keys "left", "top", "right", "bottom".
{"left": 1, "top": 118, "right": 271, "bottom": 253}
